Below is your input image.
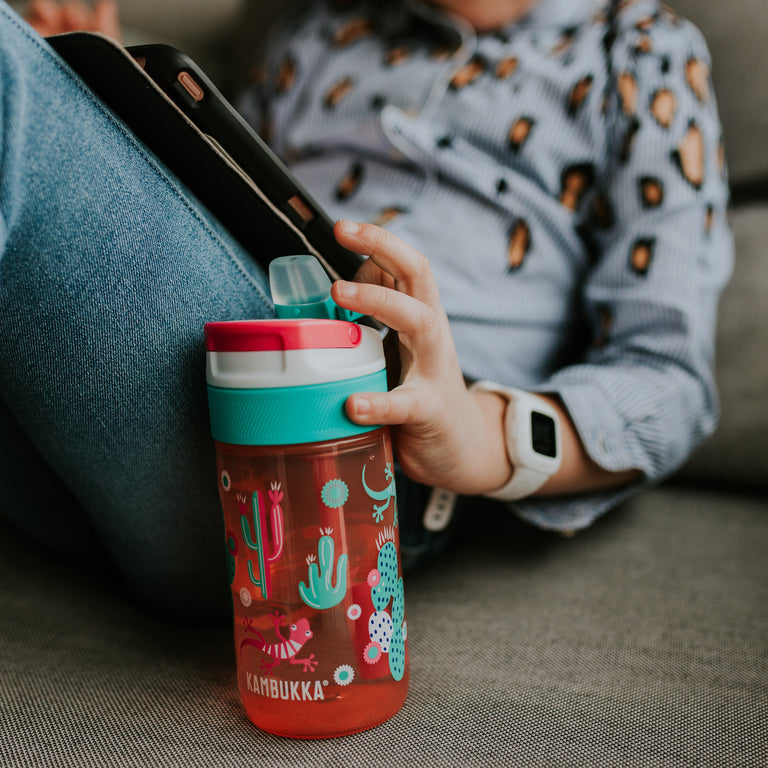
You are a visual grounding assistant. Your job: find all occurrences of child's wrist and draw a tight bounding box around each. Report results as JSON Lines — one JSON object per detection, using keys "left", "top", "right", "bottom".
{"left": 453, "top": 390, "right": 514, "bottom": 495}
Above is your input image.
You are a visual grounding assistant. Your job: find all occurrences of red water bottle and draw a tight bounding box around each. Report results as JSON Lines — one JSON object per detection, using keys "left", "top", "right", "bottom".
{"left": 205, "top": 256, "right": 409, "bottom": 738}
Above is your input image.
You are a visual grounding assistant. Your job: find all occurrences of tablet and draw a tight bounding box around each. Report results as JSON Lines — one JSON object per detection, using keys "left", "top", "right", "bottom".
{"left": 47, "top": 32, "right": 364, "bottom": 282}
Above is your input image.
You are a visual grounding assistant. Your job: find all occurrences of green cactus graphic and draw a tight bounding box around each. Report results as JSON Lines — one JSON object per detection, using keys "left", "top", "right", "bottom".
{"left": 240, "top": 484, "right": 284, "bottom": 600}
{"left": 371, "top": 540, "right": 399, "bottom": 610}
{"left": 224, "top": 519, "right": 237, "bottom": 586}
{"left": 299, "top": 528, "right": 348, "bottom": 610}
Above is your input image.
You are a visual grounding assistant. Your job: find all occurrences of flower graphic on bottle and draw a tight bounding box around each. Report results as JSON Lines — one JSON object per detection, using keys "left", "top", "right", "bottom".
{"left": 333, "top": 664, "right": 355, "bottom": 686}
{"left": 363, "top": 641, "right": 382, "bottom": 665}
{"left": 321, "top": 478, "right": 349, "bottom": 509}
{"left": 367, "top": 569, "right": 381, "bottom": 587}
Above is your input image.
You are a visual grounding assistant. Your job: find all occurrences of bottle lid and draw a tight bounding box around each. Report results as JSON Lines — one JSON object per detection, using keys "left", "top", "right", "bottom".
{"left": 204, "top": 319, "right": 362, "bottom": 352}
{"left": 206, "top": 255, "right": 382, "bottom": 389}
{"left": 205, "top": 319, "right": 385, "bottom": 389}
{"left": 205, "top": 255, "right": 386, "bottom": 442}
{"left": 269, "top": 254, "right": 361, "bottom": 322}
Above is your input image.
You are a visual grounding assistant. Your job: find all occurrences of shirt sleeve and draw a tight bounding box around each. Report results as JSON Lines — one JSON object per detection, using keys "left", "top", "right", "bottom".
{"left": 235, "top": 0, "right": 313, "bottom": 147}
{"left": 513, "top": 6, "right": 734, "bottom": 532}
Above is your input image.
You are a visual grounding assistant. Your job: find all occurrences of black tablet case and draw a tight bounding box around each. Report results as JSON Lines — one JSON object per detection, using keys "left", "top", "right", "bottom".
{"left": 47, "top": 32, "right": 363, "bottom": 282}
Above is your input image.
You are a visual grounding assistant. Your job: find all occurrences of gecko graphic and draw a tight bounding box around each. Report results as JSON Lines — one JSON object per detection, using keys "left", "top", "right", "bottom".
{"left": 240, "top": 612, "right": 317, "bottom": 674}
{"left": 362, "top": 462, "right": 398, "bottom": 525}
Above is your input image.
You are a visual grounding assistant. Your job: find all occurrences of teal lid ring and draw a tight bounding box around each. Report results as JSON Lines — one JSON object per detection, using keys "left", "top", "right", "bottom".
{"left": 207, "top": 369, "right": 387, "bottom": 446}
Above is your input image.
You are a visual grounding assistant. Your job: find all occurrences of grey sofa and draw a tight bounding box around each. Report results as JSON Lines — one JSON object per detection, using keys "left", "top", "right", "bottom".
{"left": 2, "top": 1, "right": 766, "bottom": 766}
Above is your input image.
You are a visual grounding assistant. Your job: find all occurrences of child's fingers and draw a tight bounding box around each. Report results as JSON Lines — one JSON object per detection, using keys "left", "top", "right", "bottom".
{"left": 333, "top": 278, "right": 441, "bottom": 338}
{"left": 332, "top": 279, "right": 447, "bottom": 376}
{"left": 345, "top": 387, "right": 432, "bottom": 427}
{"left": 333, "top": 279, "right": 427, "bottom": 330}
{"left": 94, "top": 0, "right": 121, "bottom": 40}
{"left": 27, "top": 0, "right": 60, "bottom": 23}
{"left": 25, "top": 0, "right": 63, "bottom": 34}
{"left": 351, "top": 254, "right": 395, "bottom": 289}
{"left": 61, "top": 0, "right": 91, "bottom": 30}
{"left": 26, "top": 0, "right": 121, "bottom": 38}
{"left": 334, "top": 220, "right": 440, "bottom": 307}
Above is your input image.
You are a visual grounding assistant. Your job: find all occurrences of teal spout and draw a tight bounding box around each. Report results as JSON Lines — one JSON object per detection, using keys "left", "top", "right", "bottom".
{"left": 269, "top": 254, "right": 361, "bottom": 321}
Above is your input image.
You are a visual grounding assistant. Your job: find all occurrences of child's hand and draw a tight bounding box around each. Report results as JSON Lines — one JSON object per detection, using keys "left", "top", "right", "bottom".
{"left": 25, "top": 0, "right": 121, "bottom": 41}
{"left": 331, "top": 220, "right": 512, "bottom": 495}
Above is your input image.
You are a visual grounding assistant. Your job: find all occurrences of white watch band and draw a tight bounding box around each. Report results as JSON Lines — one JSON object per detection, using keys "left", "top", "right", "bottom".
{"left": 484, "top": 465, "right": 550, "bottom": 501}
{"left": 470, "top": 380, "right": 562, "bottom": 501}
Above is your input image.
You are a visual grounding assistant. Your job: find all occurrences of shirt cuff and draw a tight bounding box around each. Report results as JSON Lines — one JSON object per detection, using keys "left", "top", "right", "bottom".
{"left": 510, "top": 380, "right": 656, "bottom": 532}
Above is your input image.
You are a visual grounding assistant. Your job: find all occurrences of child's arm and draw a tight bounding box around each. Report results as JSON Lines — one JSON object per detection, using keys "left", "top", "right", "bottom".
{"left": 332, "top": 220, "right": 640, "bottom": 498}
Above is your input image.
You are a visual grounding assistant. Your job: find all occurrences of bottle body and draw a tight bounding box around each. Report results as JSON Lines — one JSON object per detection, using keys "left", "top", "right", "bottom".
{"left": 215, "top": 428, "right": 408, "bottom": 739}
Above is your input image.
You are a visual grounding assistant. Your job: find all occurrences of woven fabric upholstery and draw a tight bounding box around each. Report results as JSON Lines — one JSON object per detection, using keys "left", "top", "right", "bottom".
{"left": 2, "top": 487, "right": 765, "bottom": 767}
{"left": 678, "top": 204, "right": 768, "bottom": 491}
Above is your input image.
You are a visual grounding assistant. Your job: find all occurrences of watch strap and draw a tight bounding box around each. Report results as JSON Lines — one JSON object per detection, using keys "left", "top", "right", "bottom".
{"left": 470, "top": 380, "right": 561, "bottom": 501}
{"left": 484, "top": 465, "right": 550, "bottom": 501}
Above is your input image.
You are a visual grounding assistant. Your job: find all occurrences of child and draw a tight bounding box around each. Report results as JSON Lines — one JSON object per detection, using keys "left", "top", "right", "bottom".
{"left": 0, "top": 0, "right": 731, "bottom": 614}
{"left": 237, "top": 0, "right": 733, "bottom": 536}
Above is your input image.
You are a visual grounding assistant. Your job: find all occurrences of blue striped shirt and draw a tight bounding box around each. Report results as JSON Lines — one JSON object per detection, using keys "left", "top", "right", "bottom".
{"left": 238, "top": 0, "right": 733, "bottom": 530}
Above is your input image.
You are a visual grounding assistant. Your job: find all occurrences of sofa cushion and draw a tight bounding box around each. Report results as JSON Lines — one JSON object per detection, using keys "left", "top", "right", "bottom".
{"left": 1, "top": 487, "right": 765, "bottom": 767}
{"left": 680, "top": 203, "right": 768, "bottom": 491}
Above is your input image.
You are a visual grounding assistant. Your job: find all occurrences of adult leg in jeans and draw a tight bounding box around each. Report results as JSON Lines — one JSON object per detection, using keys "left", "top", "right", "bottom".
{"left": 0, "top": 4, "right": 273, "bottom": 619}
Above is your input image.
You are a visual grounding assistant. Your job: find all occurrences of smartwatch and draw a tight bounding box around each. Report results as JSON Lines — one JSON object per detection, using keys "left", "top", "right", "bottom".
{"left": 470, "top": 381, "right": 562, "bottom": 501}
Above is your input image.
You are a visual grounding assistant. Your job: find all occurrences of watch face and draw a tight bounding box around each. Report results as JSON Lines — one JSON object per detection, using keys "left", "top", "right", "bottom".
{"left": 531, "top": 411, "right": 557, "bottom": 458}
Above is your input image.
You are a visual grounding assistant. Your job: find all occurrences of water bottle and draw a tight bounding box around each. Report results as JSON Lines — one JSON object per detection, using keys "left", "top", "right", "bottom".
{"left": 205, "top": 255, "right": 408, "bottom": 738}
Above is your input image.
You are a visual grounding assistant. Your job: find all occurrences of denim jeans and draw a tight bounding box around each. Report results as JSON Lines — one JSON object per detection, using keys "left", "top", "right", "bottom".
{"left": 0, "top": 4, "right": 274, "bottom": 617}
{"left": 0, "top": 4, "right": 451, "bottom": 619}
